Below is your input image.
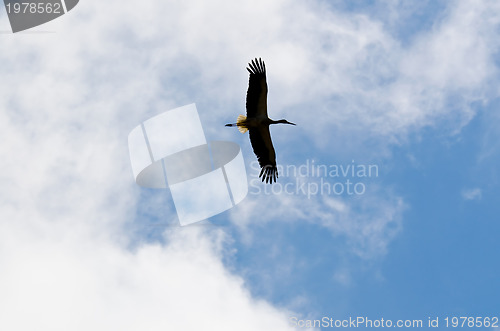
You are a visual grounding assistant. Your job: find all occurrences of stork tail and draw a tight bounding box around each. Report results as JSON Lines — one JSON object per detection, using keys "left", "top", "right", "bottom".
{"left": 236, "top": 115, "right": 248, "bottom": 133}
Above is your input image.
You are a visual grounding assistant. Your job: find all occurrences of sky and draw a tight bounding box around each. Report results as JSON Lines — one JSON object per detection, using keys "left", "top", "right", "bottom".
{"left": 0, "top": 0, "right": 499, "bottom": 330}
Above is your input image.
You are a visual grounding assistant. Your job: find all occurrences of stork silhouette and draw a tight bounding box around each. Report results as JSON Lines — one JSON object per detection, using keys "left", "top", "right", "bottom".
{"left": 226, "top": 58, "right": 295, "bottom": 184}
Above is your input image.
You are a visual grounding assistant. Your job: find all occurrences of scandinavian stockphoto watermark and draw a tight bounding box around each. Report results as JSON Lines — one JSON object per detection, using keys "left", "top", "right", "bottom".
{"left": 289, "top": 315, "right": 499, "bottom": 328}
{"left": 3, "top": 0, "right": 79, "bottom": 33}
{"left": 128, "top": 104, "right": 248, "bottom": 226}
{"left": 249, "top": 159, "right": 379, "bottom": 198}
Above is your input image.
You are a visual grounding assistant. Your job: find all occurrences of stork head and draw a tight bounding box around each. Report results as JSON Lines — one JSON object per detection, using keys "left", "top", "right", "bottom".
{"left": 276, "top": 119, "right": 296, "bottom": 125}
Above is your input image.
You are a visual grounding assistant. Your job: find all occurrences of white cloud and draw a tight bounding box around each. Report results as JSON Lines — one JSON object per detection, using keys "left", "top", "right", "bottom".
{"left": 233, "top": 180, "right": 405, "bottom": 259}
{"left": 333, "top": 268, "right": 352, "bottom": 287}
{"left": 0, "top": 1, "right": 321, "bottom": 329}
{"left": 267, "top": 0, "right": 500, "bottom": 150}
{"left": 461, "top": 188, "right": 482, "bottom": 201}
{"left": 0, "top": 223, "right": 297, "bottom": 330}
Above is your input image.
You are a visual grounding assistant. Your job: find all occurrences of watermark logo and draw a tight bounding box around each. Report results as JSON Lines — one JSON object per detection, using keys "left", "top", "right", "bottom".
{"left": 128, "top": 104, "right": 248, "bottom": 226}
{"left": 3, "top": 0, "right": 79, "bottom": 33}
{"left": 249, "top": 159, "right": 379, "bottom": 198}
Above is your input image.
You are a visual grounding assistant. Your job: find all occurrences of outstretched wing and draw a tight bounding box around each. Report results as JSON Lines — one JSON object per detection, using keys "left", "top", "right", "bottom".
{"left": 249, "top": 126, "right": 278, "bottom": 184}
{"left": 246, "top": 58, "right": 268, "bottom": 118}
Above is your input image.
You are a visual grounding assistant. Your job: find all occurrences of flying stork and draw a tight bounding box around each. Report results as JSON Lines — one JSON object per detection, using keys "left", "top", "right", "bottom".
{"left": 225, "top": 58, "right": 296, "bottom": 184}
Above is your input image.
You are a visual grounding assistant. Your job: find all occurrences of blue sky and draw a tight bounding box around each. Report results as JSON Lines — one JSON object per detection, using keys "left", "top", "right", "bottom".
{"left": 0, "top": 0, "right": 499, "bottom": 330}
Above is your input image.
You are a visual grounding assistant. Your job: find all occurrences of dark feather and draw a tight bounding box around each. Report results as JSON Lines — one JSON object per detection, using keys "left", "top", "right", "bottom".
{"left": 245, "top": 58, "right": 268, "bottom": 118}
{"left": 249, "top": 127, "right": 278, "bottom": 183}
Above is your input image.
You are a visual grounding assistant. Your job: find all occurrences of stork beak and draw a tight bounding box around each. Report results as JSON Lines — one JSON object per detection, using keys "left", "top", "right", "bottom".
{"left": 288, "top": 121, "right": 296, "bottom": 125}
